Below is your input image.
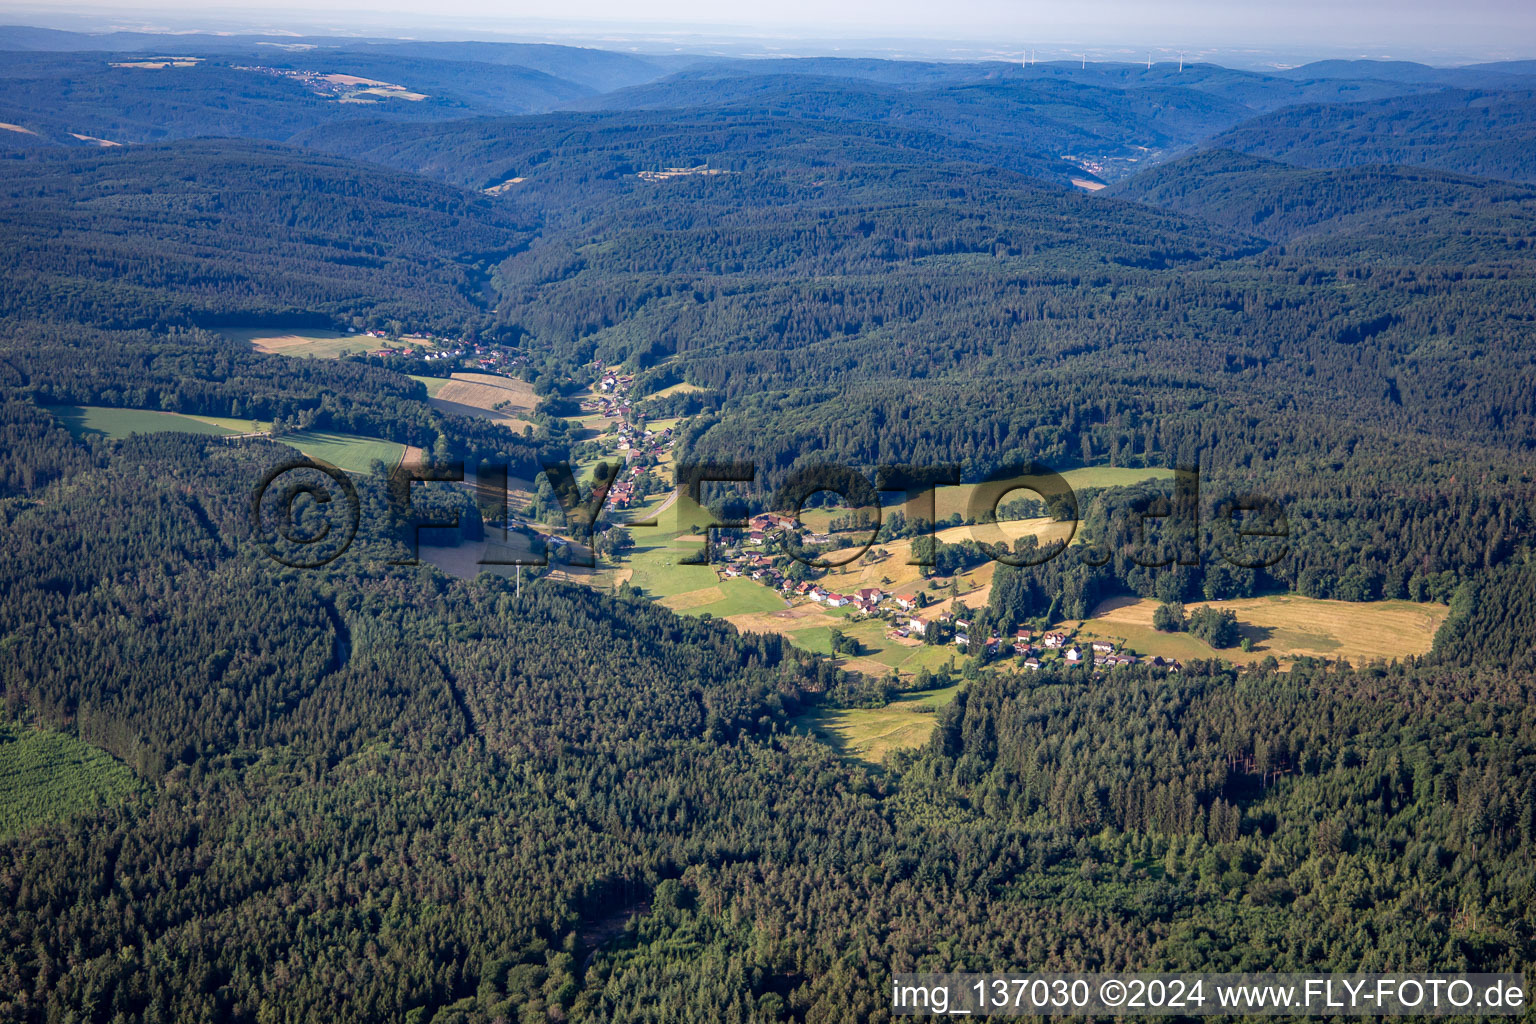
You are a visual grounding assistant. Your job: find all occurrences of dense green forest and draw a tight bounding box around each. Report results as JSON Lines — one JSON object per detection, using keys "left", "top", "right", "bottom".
{"left": 1206, "top": 88, "right": 1536, "bottom": 184}
{"left": 0, "top": 140, "right": 533, "bottom": 332}
{"left": 0, "top": 427, "right": 1531, "bottom": 1023}
{"left": 0, "top": 34, "right": 1533, "bottom": 1023}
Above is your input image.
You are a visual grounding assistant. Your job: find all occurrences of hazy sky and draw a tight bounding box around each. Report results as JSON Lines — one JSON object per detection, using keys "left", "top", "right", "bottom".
{"left": 8, "top": 0, "right": 1536, "bottom": 62}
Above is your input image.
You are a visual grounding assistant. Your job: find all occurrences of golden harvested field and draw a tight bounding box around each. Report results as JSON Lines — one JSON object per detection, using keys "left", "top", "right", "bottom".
{"left": 933, "top": 516, "right": 1074, "bottom": 548}
{"left": 355, "top": 86, "right": 427, "bottom": 101}
{"left": 925, "top": 468, "right": 1175, "bottom": 521}
{"left": 427, "top": 373, "right": 538, "bottom": 430}
{"left": 224, "top": 328, "right": 425, "bottom": 359}
{"left": 1073, "top": 594, "right": 1447, "bottom": 666}
{"left": 109, "top": 57, "right": 203, "bottom": 69}
{"left": 662, "top": 586, "right": 727, "bottom": 611}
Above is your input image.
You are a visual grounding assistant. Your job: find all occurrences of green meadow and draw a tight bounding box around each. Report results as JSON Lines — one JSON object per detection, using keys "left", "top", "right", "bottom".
{"left": 52, "top": 405, "right": 263, "bottom": 439}
{"left": 276, "top": 431, "right": 407, "bottom": 475}
{"left": 0, "top": 722, "right": 141, "bottom": 839}
{"left": 795, "top": 684, "right": 962, "bottom": 764}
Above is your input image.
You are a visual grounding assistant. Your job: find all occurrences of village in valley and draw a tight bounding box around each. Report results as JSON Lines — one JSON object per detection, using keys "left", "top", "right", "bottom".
{"left": 708, "top": 508, "right": 1182, "bottom": 676}
{"left": 193, "top": 326, "right": 1447, "bottom": 763}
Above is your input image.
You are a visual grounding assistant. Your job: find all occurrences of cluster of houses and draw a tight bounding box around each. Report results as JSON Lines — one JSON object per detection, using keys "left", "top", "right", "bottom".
{"left": 671, "top": 507, "right": 1195, "bottom": 677}
{"left": 598, "top": 373, "right": 635, "bottom": 393}
{"left": 636, "top": 166, "right": 734, "bottom": 182}
{"left": 587, "top": 373, "right": 679, "bottom": 506}
{"left": 352, "top": 329, "right": 509, "bottom": 372}
{"left": 604, "top": 448, "right": 671, "bottom": 511}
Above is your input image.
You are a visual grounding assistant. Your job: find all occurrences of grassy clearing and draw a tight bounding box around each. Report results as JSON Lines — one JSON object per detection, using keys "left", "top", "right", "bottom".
{"left": 0, "top": 722, "right": 140, "bottom": 839}
{"left": 52, "top": 406, "right": 262, "bottom": 439}
{"left": 660, "top": 578, "right": 788, "bottom": 618}
{"left": 642, "top": 382, "right": 704, "bottom": 402}
{"left": 795, "top": 684, "right": 961, "bottom": 764}
{"left": 725, "top": 597, "right": 964, "bottom": 673}
{"left": 923, "top": 468, "right": 1175, "bottom": 521}
{"left": 569, "top": 413, "right": 613, "bottom": 443}
{"left": 223, "top": 327, "right": 433, "bottom": 359}
{"left": 934, "top": 516, "right": 1074, "bottom": 549}
{"left": 638, "top": 416, "right": 683, "bottom": 434}
{"left": 1059, "top": 466, "right": 1176, "bottom": 491}
{"left": 1070, "top": 594, "right": 1447, "bottom": 666}
{"left": 410, "top": 375, "right": 450, "bottom": 398}
{"left": 610, "top": 495, "right": 725, "bottom": 597}
{"left": 277, "top": 431, "right": 406, "bottom": 474}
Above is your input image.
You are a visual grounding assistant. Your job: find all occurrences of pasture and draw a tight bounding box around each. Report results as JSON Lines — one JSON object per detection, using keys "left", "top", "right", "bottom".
{"left": 1072, "top": 594, "right": 1447, "bottom": 666}
{"left": 223, "top": 327, "right": 429, "bottom": 359}
{"left": 659, "top": 578, "right": 789, "bottom": 618}
{"left": 276, "top": 430, "right": 406, "bottom": 475}
{"left": 52, "top": 406, "right": 262, "bottom": 439}
{"left": 926, "top": 467, "right": 1175, "bottom": 521}
{"left": 642, "top": 382, "right": 704, "bottom": 402}
{"left": 794, "top": 684, "right": 961, "bottom": 764}
{"left": 410, "top": 375, "right": 450, "bottom": 398}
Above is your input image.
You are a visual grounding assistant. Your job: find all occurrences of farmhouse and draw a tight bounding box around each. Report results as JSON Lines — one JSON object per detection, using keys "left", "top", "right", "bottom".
{"left": 894, "top": 593, "right": 919, "bottom": 611}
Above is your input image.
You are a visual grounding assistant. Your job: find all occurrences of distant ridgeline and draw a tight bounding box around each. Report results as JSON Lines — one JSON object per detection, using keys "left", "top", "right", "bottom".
{"left": 0, "top": 140, "right": 533, "bottom": 334}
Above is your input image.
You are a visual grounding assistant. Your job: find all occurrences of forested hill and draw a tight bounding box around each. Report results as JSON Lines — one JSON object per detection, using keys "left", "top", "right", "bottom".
{"left": 290, "top": 105, "right": 1095, "bottom": 187}
{"left": 0, "top": 422, "right": 1531, "bottom": 1022}
{"left": 1205, "top": 87, "right": 1536, "bottom": 183}
{"left": 0, "top": 29, "right": 671, "bottom": 90}
{"left": 291, "top": 60, "right": 1465, "bottom": 190}
{"left": 1108, "top": 149, "right": 1536, "bottom": 260}
{"left": 0, "top": 45, "right": 671, "bottom": 149}
{"left": 0, "top": 139, "right": 532, "bottom": 331}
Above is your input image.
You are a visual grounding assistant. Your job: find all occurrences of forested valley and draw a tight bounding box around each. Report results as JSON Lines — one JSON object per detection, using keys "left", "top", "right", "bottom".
{"left": 0, "top": 32, "right": 1533, "bottom": 1023}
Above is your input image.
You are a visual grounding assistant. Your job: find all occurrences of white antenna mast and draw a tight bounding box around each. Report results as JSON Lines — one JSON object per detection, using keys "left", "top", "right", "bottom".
{"left": 1147, "top": 52, "right": 1153, "bottom": 70}
{"left": 1179, "top": 51, "right": 1185, "bottom": 72}
{"left": 1081, "top": 53, "right": 1087, "bottom": 69}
